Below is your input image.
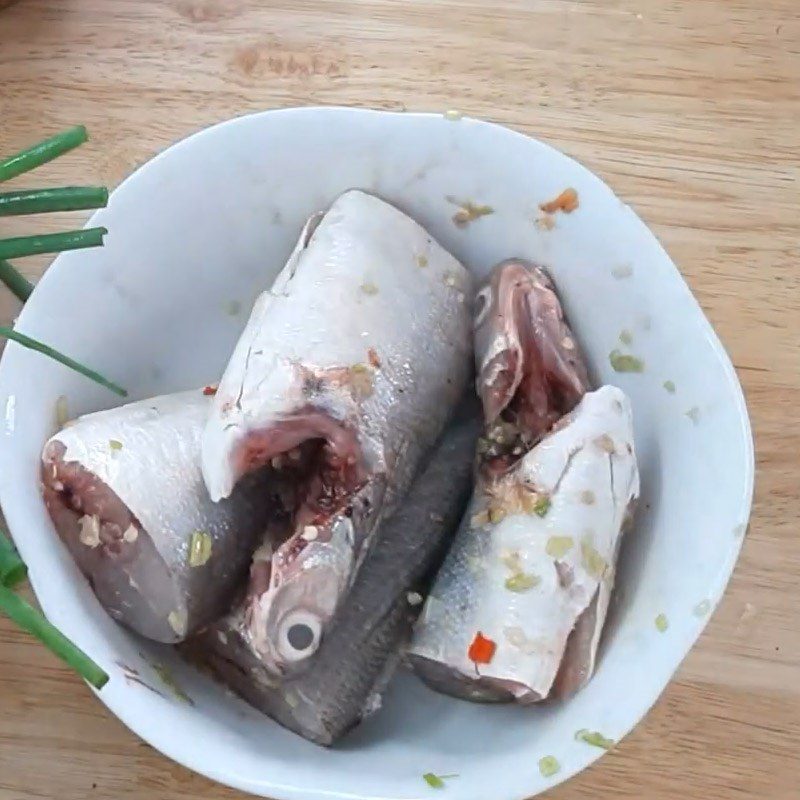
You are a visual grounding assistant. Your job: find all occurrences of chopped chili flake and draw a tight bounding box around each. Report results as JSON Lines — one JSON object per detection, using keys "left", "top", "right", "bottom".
{"left": 468, "top": 631, "right": 496, "bottom": 664}
{"left": 367, "top": 347, "right": 381, "bottom": 368}
{"left": 539, "top": 187, "right": 579, "bottom": 214}
{"left": 203, "top": 385, "right": 218, "bottom": 396}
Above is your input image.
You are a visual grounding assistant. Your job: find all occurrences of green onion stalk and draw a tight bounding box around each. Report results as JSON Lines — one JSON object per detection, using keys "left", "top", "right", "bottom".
{"left": 0, "top": 126, "right": 88, "bottom": 183}
{"left": 0, "top": 259, "right": 33, "bottom": 302}
{"left": 0, "top": 186, "right": 108, "bottom": 217}
{"left": 0, "top": 326, "right": 126, "bottom": 396}
{"left": 0, "top": 584, "right": 109, "bottom": 689}
{"left": 0, "top": 227, "right": 107, "bottom": 260}
{"left": 0, "top": 528, "right": 27, "bottom": 588}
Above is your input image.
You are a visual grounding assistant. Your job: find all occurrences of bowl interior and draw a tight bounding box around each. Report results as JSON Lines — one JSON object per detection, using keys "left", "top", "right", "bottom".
{"left": 0, "top": 108, "right": 753, "bottom": 800}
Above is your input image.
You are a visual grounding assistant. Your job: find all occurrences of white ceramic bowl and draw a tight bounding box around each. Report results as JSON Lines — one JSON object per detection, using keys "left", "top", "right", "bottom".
{"left": 0, "top": 108, "right": 753, "bottom": 800}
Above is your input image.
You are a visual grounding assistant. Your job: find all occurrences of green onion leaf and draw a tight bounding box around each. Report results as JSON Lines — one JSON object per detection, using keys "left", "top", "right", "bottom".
{"left": 575, "top": 729, "right": 615, "bottom": 749}
{"left": 538, "top": 756, "right": 560, "bottom": 778}
{"left": 546, "top": 535, "right": 574, "bottom": 559}
{"left": 0, "top": 528, "right": 27, "bottom": 588}
{"left": 422, "top": 773, "right": 457, "bottom": 789}
{"left": 533, "top": 496, "right": 551, "bottom": 517}
{"left": 609, "top": 349, "right": 645, "bottom": 373}
{"left": 0, "top": 584, "right": 108, "bottom": 689}
{"left": 188, "top": 530, "right": 213, "bottom": 567}
{"left": 504, "top": 572, "right": 540, "bottom": 593}
{"left": 0, "top": 259, "right": 33, "bottom": 303}
{"left": 0, "top": 186, "right": 108, "bottom": 217}
{"left": 0, "top": 227, "right": 107, "bottom": 260}
{"left": 0, "top": 326, "right": 126, "bottom": 396}
{"left": 0, "top": 126, "right": 88, "bottom": 183}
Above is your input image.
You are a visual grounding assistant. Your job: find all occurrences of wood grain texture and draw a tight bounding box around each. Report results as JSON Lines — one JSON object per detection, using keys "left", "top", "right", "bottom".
{"left": 0, "top": 1, "right": 798, "bottom": 798}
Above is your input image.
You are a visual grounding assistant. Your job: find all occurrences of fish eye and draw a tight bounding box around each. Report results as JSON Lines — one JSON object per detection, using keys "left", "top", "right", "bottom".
{"left": 287, "top": 623, "right": 314, "bottom": 651}
{"left": 278, "top": 611, "right": 322, "bottom": 661}
{"left": 474, "top": 286, "right": 493, "bottom": 328}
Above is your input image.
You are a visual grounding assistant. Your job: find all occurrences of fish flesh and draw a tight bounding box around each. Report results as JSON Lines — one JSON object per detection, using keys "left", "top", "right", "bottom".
{"left": 41, "top": 390, "right": 277, "bottom": 643}
{"left": 408, "top": 260, "right": 639, "bottom": 703}
{"left": 201, "top": 189, "right": 473, "bottom": 675}
{"left": 474, "top": 258, "right": 589, "bottom": 448}
{"left": 187, "top": 400, "right": 481, "bottom": 744}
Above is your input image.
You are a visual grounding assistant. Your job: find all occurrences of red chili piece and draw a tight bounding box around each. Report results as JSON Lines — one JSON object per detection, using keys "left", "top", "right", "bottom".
{"left": 468, "top": 631, "right": 496, "bottom": 664}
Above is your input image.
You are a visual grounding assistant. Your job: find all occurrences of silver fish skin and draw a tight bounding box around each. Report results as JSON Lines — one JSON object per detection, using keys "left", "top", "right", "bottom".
{"left": 409, "top": 386, "right": 639, "bottom": 702}
{"left": 201, "top": 189, "right": 473, "bottom": 675}
{"left": 41, "top": 390, "right": 276, "bottom": 643}
{"left": 409, "top": 258, "right": 639, "bottom": 702}
{"left": 187, "top": 401, "right": 481, "bottom": 745}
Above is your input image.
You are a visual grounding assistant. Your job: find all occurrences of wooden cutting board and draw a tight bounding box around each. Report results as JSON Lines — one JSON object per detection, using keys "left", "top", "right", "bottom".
{"left": 0, "top": 1, "right": 797, "bottom": 798}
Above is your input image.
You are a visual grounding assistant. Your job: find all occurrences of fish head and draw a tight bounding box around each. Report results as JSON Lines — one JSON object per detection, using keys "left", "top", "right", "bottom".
{"left": 474, "top": 259, "right": 590, "bottom": 443}
{"left": 247, "top": 514, "right": 357, "bottom": 673}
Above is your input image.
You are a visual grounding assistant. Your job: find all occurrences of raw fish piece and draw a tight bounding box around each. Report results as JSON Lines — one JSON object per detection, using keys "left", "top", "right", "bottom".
{"left": 42, "top": 390, "right": 277, "bottom": 643}
{"left": 409, "top": 260, "right": 639, "bottom": 702}
{"left": 189, "top": 401, "right": 480, "bottom": 744}
{"left": 202, "top": 190, "right": 473, "bottom": 673}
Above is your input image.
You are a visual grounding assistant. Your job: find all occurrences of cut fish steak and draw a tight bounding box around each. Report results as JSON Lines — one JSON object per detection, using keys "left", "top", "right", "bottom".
{"left": 41, "top": 390, "right": 277, "bottom": 643}
{"left": 409, "top": 259, "right": 640, "bottom": 702}
{"left": 201, "top": 189, "right": 474, "bottom": 674}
